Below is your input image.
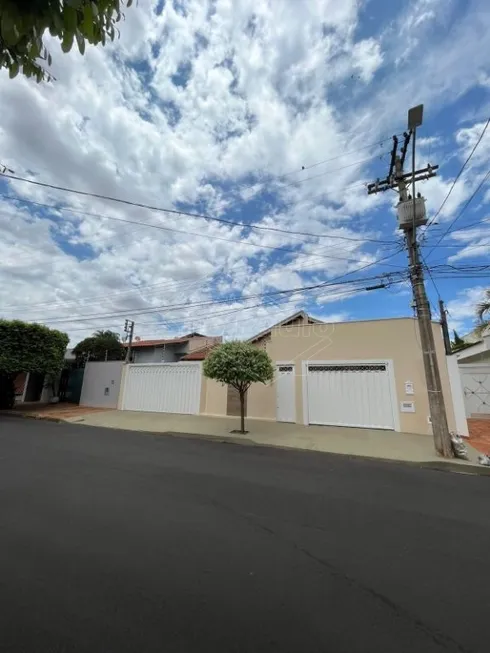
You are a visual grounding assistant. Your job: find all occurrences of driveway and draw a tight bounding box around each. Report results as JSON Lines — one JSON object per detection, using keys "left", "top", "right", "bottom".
{"left": 1, "top": 416, "right": 488, "bottom": 652}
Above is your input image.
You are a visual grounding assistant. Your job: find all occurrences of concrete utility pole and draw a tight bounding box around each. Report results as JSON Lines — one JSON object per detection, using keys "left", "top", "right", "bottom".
{"left": 367, "top": 105, "right": 453, "bottom": 458}
{"left": 439, "top": 299, "right": 452, "bottom": 356}
{"left": 124, "top": 319, "right": 135, "bottom": 363}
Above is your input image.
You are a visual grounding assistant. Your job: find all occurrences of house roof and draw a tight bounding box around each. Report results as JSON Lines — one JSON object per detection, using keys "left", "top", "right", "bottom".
{"left": 123, "top": 332, "right": 210, "bottom": 349}
{"left": 123, "top": 336, "right": 190, "bottom": 349}
{"left": 248, "top": 310, "right": 324, "bottom": 343}
{"left": 180, "top": 342, "right": 220, "bottom": 361}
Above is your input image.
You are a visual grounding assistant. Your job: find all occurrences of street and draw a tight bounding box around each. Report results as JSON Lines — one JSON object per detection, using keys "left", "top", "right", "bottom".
{"left": 1, "top": 417, "right": 488, "bottom": 653}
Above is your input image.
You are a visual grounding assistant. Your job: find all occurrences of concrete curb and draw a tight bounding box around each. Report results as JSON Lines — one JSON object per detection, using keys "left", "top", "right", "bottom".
{"left": 75, "top": 421, "right": 490, "bottom": 476}
{"left": 4, "top": 412, "right": 489, "bottom": 476}
{"left": 0, "top": 410, "right": 62, "bottom": 423}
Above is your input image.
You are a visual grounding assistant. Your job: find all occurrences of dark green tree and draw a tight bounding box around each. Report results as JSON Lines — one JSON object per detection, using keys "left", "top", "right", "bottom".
{"left": 451, "top": 330, "right": 471, "bottom": 353}
{"left": 72, "top": 329, "right": 124, "bottom": 364}
{"left": 0, "top": 0, "right": 133, "bottom": 82}
{"left": 0, "top": 319, "right": 68, "bottom": 409}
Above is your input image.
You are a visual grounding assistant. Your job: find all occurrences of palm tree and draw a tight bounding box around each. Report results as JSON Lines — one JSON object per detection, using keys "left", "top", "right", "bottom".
{"left": 475, "top": 289, "right": 490, "bottom": 334}
{"left": 93, "top": 330, "right": 120, "bottom": 340}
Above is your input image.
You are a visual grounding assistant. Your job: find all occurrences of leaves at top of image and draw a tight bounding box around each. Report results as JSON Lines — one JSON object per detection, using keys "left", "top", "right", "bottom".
{"left": 0, "top": 0, "right": 133, "bottom": 82}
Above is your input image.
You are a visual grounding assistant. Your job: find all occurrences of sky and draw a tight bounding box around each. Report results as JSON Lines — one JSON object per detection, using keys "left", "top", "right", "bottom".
{"left": 1, "top": 0, "right": 490, "bottom": 345}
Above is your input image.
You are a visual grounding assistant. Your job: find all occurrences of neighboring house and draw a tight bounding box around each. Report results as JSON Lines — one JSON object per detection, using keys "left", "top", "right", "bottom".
{"left": 117, "top": 311, "right": 459, "bottom": 436}
{"left": 200, "top": 312, "right": 457, "bottom": 436}
{"left": 452, "top": 329, "right": 490, "bottom": 419}
{"left": 125, "top": 332, "right": 222, "bottom": 364}
{"left": 13, "top": 348, "right": 81, "bottom": 405}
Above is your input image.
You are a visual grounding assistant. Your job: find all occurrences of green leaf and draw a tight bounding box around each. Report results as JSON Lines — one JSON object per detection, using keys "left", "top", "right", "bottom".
{"left": 8, "top": 60, "right": 19, "bottom": 79}
{"left": 63, "top": 6, "right": 78, "bottom": 33}
{"left": 91, "top": 2, "right": 99, "bottom": 18}
{"left": 82, "top": 4, "right": 94, "bottom": 40}
{"left": 61, "top": 32, "right": 74, "bottom": 53}
{"left": 1, "top": 12, "right": 19, "bottom": 46}
{"left": 75, "top": 30, "right": 85, "bottom": 55}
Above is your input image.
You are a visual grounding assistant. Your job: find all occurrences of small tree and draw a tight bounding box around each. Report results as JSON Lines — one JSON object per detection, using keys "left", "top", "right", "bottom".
{"left": 0, "top": 0, "right": 133, "bottom": 82}
{"left": 72, "top": 329, "right": 124, "bottom": 365}
{"left": 0, "top": 319, "right": 69, "bottom": 408}
{"left": 203, "top": 341, "right": 274, "bottom": 434}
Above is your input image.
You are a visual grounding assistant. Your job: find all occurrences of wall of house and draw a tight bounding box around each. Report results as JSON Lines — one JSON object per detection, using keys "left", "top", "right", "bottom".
{"left": 247, "top": 381, "right": 276, "bottom": 420}
{"left": 80, "top": 361, "right": 124, "bottom": 408}
{"left": 201, "top": 318, "right": 456, "bottom": 435}
{"left": 133, "top": 347, "right": 179, "bottom": 363}
{"left": 200, "top": 376, "right": 227, "bottom": 416}
{"left": 188, "top": 336, "right": 222, "bottom": 353}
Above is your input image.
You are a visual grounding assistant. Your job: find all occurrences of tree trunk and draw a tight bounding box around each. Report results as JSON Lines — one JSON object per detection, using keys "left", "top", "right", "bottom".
{"left": 239, "top": 390, "right": 246, "bottom": 433}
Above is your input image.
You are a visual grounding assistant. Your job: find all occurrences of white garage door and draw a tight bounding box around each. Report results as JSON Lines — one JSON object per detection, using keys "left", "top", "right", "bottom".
{"left": 122, "top": 363, "right": 201, "bottom": 415}
{"left": 306, "top": 362, "right": 395, "bottom": 430}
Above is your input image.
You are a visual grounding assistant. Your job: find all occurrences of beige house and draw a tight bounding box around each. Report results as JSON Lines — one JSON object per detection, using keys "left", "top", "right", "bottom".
{"left": 201, "top": 312, "right": 456, "bottom": 436}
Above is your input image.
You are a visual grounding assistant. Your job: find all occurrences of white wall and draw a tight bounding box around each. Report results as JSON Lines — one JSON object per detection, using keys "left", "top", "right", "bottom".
{"left": 446, "top": 355, "right": 469, "bottom": 436}
{"left": 80, "top": 361, "right": 124, "bottom": 408}
{"left": 458, "top": 362, "right": 490, "bottom": 418}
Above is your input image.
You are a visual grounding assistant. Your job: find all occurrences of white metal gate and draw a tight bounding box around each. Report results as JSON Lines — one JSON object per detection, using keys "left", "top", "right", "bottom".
{"left": 459, "top": 364, "right": 490, "bottom": 417}
{"left": 276, "top": 364, "right": 296, "bottom": 422}
{"left": 121, "top": 363, "right": 202, "bottom": 414}
{"left": 305, "top": 361, "right": 395, "bottom": 430}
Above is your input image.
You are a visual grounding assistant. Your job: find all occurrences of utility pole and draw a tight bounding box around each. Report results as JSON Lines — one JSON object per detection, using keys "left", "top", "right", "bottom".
{"left": 367, "top": 105, "right": 453, "bottom": 458}
{"left": 124, "top": 319, "right": 135, "bottom": 363}
{"left": 439, "top": 299, "right": 452, "bottom": 356}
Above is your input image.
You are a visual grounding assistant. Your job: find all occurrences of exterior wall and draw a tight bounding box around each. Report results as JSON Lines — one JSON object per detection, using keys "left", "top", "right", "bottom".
{"left": 247, "top": 380, "right": 276, "bottom": 420}
{"left": 80, "top": 361, "right": 123, "bottom": 408}
{"left": 446, "top": 355, "right": 469, "bottom": 436}
{"left": 263, "top": 318, "right": 455, "bottom": 435}
{"left": 200, "top": 376, "right": 227, "bottom": 416}
{"left": 188, "top": 336, "right": 222, "bottom": 353}
{"left": 202, "top": 318, "right": 457, "bottom": 435}
{"left": 132, "top": 337, "right": 221, "bottom": 363}
{"left": 133, "top": 346, "right": 179, "bottom": 363}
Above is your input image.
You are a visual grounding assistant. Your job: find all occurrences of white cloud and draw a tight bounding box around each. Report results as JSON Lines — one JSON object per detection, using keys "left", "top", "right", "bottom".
{"left": 0, "top": 0, "right": 489, "bottom": 345}
{"left": 446, "top": 286, "right": 487, "bottom": 334}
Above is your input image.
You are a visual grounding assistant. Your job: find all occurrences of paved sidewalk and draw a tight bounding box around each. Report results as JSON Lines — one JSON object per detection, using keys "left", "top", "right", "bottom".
{"left": 72, "top": 409, "right": 483, "bottom": 468}
{"left": 468, "top": 418, "right": 490, "bottom": 454}
{"left": 4, "top": 403, "right": 111, "bottom": 421}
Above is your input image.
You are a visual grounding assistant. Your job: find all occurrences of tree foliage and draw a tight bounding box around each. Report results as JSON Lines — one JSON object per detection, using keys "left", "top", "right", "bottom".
{"left": 203, "top": 341, "right": 275, "bottom": 433}
{"left": 0, "top": 320, "right": 68, "bottom": 408}
{"left": 451, "top": 330, "right": 471, "bottom": 353}
{"left": 475, "top": 289, "right": 490, "bottom": 334}
{"left": 0, "top": 319, "right": 69, "bottom": 375}
{"left": 72, "top": 329, "right": 124, "bottom": 364}
{"left": 0, "top": 0, "right": 133, "bottom": 82}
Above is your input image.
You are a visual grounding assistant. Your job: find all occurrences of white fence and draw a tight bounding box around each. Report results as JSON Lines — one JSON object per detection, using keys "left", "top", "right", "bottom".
{"left": 80, "top": 361, "right": 123, "bottom": 409}
{"left": 121, "top": 363, "right": 202, "bottom": 415}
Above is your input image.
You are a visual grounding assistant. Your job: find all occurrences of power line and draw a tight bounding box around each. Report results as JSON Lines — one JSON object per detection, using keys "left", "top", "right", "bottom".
{"left": 420, "top": 252, "right": 442, "bottom": 300}
{"left": 0, "top": 165, "right": 392, "bottom": 243}
{"left": 424, "top": 169, "right": 490, "bottom": 259}
{"left": 422, "top": 116, "right": 490, "bottom": 234}
{"left": 277, "top": 152, "right": 390, "bottom": 189}
{"left": 60, "top": 273, "right": 407, "bottom": 336}
{"left": 32, "top": 247, "right": 404, "bottom": 326}
{"left": 0, "top": 190, "right": 395, "bottom": 246}
{"left": 237, "top": 132, "right": 403, "bottom": 187}
{"left": 2, "top": 192, "right": 395, "bottom": 268}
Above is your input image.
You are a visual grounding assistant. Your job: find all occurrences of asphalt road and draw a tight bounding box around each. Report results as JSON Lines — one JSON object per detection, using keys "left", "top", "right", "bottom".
{"left": 1, "top": 417, "right": 489, "bottom": 653}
